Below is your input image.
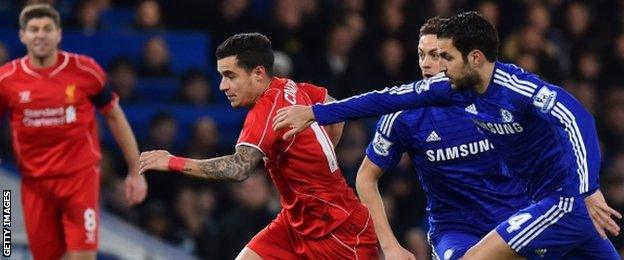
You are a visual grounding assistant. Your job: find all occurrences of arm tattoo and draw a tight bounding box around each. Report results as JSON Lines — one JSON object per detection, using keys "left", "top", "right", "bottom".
{"left": 191, "top": 145, "right": 263, "bottom": 181}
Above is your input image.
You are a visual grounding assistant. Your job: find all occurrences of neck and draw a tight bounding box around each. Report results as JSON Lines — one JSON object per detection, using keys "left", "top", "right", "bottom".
{"left": 474, "top": 61, "right": 496, "bottom": 94}
{"left": 29, "top": 50, "right": 58, "bottom": 69}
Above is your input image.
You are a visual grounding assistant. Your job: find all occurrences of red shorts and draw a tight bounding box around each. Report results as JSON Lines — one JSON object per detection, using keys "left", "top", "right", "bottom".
{"left": 21, "top": 167, "right": 100, "bottom": 260}
{"left": 247, "top": 203, "right": 378, "bottom": 259}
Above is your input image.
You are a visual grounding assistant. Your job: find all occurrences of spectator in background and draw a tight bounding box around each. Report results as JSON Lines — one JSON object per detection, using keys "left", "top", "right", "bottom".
{"left": 605, "top": 34, "right": 624, "bottom": 85}
{"left": 67, "top": 0, "right": 102, "bottom": 34}
{"left": 184, "top": 116, "right": 228, "bottom": 159}
{"left": 139, "top": 36, "right": 174, "bottom": 77}
{"left": 141, "top": 111, "right": 178, "bottom": 152}
{"left": 209, "top": 0, "right": 260, "bottom": 51}
{"left": 170, "top": 185, "right": 219, "bottom": 258}
{"left": 477, "top": 0, "right": 500, "bottom": 29}
{"left": 371, "top": 38, "right": 411, "bottom": 87}
{"left": 0, "top": 42, "right": 9, "bottom": 65}
{"left": 335, "top": 121, "right": 368, "bottom": 185}
{"left": 600, "top": 88, "right": 624, "bottom": 153}
{"left": 574, "top": 51, "right": 603, "bottom": 85}
{"left": 272, "top": 51, "right": 293, "bottom": 77}
{"left": 141, "top": 200, "right": 173, "bottom": 240}
{"left": 134, "top": 0, "right": 164, "bottom": 31}
{"left": 218, "top": 170, "right": 275, "bottom": 259}
{"left": 175, "top": 70, "right": 212, "bottom": 106}
{"left": 300, "top": 21, "right": 368, "bottom": 99}
{"left": 404, "top": 228, "right": 431, "bottom": 260}
{"left": 502, "top": 24, "right": 563, "bottom": 83}
{"left": 267, "top": 0, "right": 304, "bottom": 56}
{"left": 562, "top": 1, "right": 598, "bottom": 65}
{"left": 108, "top": 57, "right": 139, "bottom": 103}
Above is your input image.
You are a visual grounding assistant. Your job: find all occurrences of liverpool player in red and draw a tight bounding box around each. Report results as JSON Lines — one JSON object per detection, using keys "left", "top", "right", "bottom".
{"left": 139, "top": 32, "right": 378, "bottom": 259}
{"left": 0, "top": 4, "right": 147, "bottom": 260}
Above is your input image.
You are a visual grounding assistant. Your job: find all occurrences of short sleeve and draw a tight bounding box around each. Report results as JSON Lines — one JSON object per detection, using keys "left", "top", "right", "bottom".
{"left": 365, "top": 112, "right": 407, "bottom": 170}
{"left": 298, "top": 83, "right": 328, "bottom": 104}
{"left": 236, "top": 89, "right": 282, "bottom": 156}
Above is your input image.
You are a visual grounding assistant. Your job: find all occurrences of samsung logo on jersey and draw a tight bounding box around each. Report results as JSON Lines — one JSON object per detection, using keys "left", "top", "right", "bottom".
{"left": 426, "top": 139, "right": 494, "bottom": 162}
{"left": 473, "top": 120, "right": 524, "bottom": 135}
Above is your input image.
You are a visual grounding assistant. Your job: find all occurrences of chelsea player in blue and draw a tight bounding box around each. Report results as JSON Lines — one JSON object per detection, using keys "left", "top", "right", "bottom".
{"left": 355, "top": 17, "right": 529, "bottom": 260}
{"left": 274, "top": 12, "right": 621, "bottom": 259}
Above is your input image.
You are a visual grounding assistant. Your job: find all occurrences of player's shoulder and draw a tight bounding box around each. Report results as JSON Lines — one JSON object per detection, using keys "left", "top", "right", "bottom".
{"left": 0, "top": 59, "right": 19, "bottom": 83}
{"left": 65, "top": 51, "right": 106, "bottom": 85}
{"left": 493, "top": 62, "right": 546, "bottom": 98}
{"left": 376, "top": 110, "right": 411, "bottom": 136}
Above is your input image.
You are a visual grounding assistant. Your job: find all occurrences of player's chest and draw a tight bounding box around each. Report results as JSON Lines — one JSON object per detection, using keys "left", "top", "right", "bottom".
{"left": 5, "top": 77, "right": 89, "bottom": 110}
{"left": 464, "top": 98, "right": 528, "bottom": 138}
{"left": 407, "top": 109, "right": 486, "bottom": 151}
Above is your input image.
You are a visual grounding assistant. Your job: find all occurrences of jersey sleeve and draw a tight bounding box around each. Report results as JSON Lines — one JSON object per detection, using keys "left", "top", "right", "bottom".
{"left": 298, "top": 83, "right": 328, "bottom": 104}
{"left": 236, "top": 90, "right": 282, "bottom": 156}
{"left": 0, "top": 61, "right": 17, "bottom": 117}
{"left": 75, "top": 55, "right": 118, "bottom": 113}
{"left": 365, "top": 112, "right": 407, "bottom": 170}
{"left": 312, "top": 78, "right": 455, "bottom": 125}
{"left": 529, "top": 83, "right": 601, "bottom": 195}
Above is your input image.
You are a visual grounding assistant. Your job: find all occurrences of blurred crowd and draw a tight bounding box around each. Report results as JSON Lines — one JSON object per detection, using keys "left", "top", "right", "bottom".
{"left": 1, "top": 0, "right": 624, "bottom": 259}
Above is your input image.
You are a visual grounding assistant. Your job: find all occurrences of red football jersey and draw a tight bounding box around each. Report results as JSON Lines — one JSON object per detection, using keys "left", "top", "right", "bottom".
{"left": 0, "top": 51, "right": 116, "bottom": 177}
{"left": 237, "top": 77, "right": 361, "bottom": 238}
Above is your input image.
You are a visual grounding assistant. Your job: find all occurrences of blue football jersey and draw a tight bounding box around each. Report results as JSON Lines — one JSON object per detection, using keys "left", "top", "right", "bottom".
{"left": 366, "top": 107, "right": 529, "bottom": 237}
{"left": 315, "top": 62, "right": 601, "bottom": 201}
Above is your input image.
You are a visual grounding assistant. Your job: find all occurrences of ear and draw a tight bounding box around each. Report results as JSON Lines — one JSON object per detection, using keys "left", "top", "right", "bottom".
{"left": 18, "top": 29, "right": 25, "bottom": 44}
{"left": 468, "top": 50, "right": 484, "bottom": 67}
{"left": 253, "top": 66, "right": 266, "bottom": 80}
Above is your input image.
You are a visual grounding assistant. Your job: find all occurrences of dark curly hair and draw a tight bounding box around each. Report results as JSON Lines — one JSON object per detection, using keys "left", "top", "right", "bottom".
{"left": 215, "top": 32, "right": 274, "bottom": 76}
{"left": 438, "top": 11, "right": 499, "bottom": 62}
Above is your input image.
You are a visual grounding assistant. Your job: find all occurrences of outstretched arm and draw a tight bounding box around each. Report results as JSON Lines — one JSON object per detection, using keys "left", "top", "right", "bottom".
{"left": 322, "top": 94, "right": 344, "bottom": 147}
{"left": 139, "top": 145, "right": 263, "bottom": 182}
{"left": 273, "top": 79, "right": 453, "bottom": 139}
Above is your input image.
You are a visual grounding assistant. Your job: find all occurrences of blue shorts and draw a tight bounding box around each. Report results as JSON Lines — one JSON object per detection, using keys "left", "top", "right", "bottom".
{"left": 429, "top": 230, "right": 482, "bottom": 260}
{"left": 496, "top": 195, "right": 619, "bottom": 259}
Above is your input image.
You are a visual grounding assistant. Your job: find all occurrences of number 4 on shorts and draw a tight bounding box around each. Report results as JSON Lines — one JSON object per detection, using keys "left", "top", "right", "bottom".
{"left": 506, "top": 213, "right": 532, "bottom": 233}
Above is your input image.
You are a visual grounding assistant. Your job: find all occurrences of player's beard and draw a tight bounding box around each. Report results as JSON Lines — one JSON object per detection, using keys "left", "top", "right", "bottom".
{"left": 450, "top": 66, "right": 481, "bottom": 91}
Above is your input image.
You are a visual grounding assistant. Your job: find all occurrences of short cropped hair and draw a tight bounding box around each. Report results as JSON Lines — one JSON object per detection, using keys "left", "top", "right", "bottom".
{"left": 19, "top": 4, "right": 61, "bottom": 30}
{"left": 419, "top": 16, "right": 445, "bottom": 38}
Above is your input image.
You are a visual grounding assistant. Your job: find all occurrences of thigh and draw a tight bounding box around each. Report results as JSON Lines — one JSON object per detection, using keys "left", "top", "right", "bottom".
{"left": 496, "top": 196, "right": 592, "bottom": 258}
{"left": 21, "top": 179, "right": 66, "bottom": 260}
{"left": 320, "top": 204, "right": 378, "bottom": 260}
{"left": 431, "top": 231, "right": 482, "bottom": 260}
{"left": 562, "top": 232, "right": 620, "bottom": 260}
{"left": 246, "top": 213, "right": 299, "bottom": 260}
{"left": 62, "top": 170, "right": 100, "bottom": 252}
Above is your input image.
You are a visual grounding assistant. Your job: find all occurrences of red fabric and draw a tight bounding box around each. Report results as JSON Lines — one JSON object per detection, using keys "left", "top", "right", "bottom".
{"left": 0, "top": 51, "right": 115, "bottom": 177}
{"left": 247, "top": 204, "right": 378, "bottom": 259}
{"left": 21, "top": 167, "right": 100, "bottom": 259}
{"left": 236, "top": 77, "right": 364, "bottom": 238}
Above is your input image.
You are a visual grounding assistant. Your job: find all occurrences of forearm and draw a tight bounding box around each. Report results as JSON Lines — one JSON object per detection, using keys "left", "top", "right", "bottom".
{"left": 105, "top": 105, "right": 140, "bottom": 175}
{"left": 172, "top": 145, "right": 262, "bottom": 182}
{"left": 312, "top": 82, "right": 433, "bottom": 125}
{"left": 181, "top": 155, "right": 253, "bottom": 182}
{"left": 355, "top": 159, "right": 400, "bottom": 248}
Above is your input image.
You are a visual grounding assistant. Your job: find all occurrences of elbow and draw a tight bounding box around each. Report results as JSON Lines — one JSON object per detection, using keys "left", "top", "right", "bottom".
{"left": 233, "top": 170, "right": 252, "bottom": 182}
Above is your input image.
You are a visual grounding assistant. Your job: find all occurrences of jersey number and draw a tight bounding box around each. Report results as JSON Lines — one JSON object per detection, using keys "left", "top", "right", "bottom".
{"left": 310, "top": 123, "right": 339, "bottom": 172}
{"left": 84, "top": 208, "right": 97, "bottom": 232}
{"left": 506, "top": 213, "right": 532, "bottom": 233}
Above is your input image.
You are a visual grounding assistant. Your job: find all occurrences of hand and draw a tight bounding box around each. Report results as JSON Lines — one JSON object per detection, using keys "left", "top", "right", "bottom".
{"left": 585, "top": 189, "right": 622, "bottom": 239}
{"left": 382, "top": 245, "right": 417, "bottom": 260}
{"left": 139, "top": 150, "right": 173, "bottom": 175}
{"left": 124, "top": 173, "right": 147, "bottom": 206}
{"left": 272, "top": 105, "right": 315, "bottom": 140}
